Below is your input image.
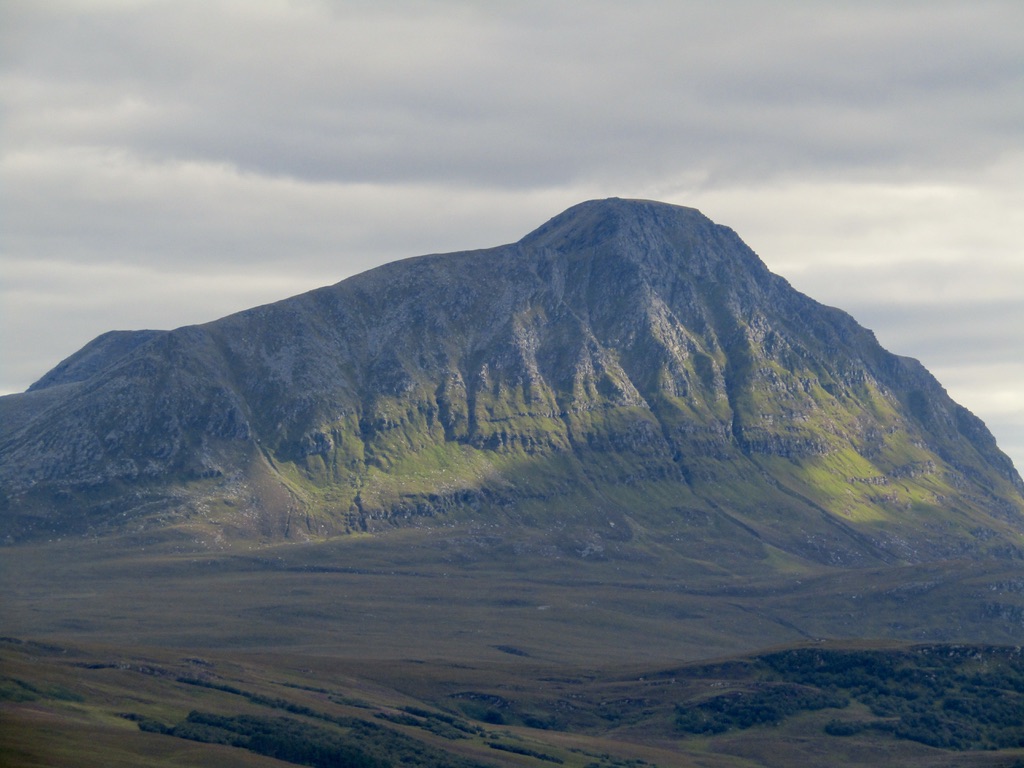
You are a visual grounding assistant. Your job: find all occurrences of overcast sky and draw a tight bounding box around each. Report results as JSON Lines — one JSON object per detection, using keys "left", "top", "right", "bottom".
{"left": 2, "top": 0, "right": 1022, "bottom": 472}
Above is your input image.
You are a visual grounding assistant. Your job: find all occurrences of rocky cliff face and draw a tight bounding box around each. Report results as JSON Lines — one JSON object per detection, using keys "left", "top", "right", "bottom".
{"left": 2, "top": 199, "right": 1022, "bottom": 563}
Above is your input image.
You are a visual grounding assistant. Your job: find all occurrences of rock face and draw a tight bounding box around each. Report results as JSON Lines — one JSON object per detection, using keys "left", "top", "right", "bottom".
{"left": 1, "top": 199, "right": 1022, "bottom": 562}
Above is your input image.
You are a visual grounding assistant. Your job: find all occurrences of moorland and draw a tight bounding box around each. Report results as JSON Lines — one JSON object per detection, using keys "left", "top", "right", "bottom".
{"left": 4, "top": 530, "right": 1024, "bottom": 767}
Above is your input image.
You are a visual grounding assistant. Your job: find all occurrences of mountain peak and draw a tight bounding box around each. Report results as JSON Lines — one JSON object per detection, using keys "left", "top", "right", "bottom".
{"left": 1, "top": 200, "right": 1021, "bottom": 564}
{"left": 521, "top": 197, "right": 708, "bottom": 248}
{"left": 520, "top": 198, "right": 772, "bottom": 291}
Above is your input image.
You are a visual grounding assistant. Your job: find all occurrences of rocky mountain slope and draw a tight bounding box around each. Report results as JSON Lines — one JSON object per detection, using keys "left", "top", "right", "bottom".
{"left": 1, "top": 198, "right": 1022, "bottom": 565}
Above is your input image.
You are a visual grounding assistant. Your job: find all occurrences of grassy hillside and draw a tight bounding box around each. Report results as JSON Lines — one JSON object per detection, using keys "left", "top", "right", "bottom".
{"left": 4, "top": 633, "right": 1024, "bottom": 768}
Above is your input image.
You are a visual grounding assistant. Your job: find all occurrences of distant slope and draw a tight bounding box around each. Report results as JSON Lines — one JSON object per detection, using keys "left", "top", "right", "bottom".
{"left": 28, "top": 329, "right": 167, "bottom": 391}
{"left": 1, "top": 199, "right": 1021, "bottom": 566}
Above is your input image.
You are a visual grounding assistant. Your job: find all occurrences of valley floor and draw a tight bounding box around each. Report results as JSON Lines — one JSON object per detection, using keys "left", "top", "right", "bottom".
{"left": 3, "top": 531, "right": 1024, "bottom": 767}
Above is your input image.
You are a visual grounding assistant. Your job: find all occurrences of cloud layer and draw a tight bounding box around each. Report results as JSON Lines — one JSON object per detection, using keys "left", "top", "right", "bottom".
{"left": 2, "top": 0, "right": 1022, "bottom": 469}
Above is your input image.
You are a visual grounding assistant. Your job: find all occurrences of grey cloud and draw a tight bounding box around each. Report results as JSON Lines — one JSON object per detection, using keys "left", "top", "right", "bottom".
{"left": 6, "top": 2, "right": 1023, "bottom": 189}
{"left": 835, "top": 300, "right": 1024, "bottom": 368}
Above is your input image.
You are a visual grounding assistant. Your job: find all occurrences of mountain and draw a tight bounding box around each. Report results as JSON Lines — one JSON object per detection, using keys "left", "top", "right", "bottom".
{"left": 1, "top": 198, "right": 1022, "bottom": 567}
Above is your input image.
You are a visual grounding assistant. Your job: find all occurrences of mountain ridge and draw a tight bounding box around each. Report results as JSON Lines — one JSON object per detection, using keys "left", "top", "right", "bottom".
{"left": 1, "top": 198, "right": 1021, "bottom": 566}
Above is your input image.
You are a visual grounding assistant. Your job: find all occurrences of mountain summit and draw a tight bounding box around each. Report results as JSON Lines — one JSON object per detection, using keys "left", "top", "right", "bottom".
{"left": 2, "top": 199, "right": 1022, "bottom": 564}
